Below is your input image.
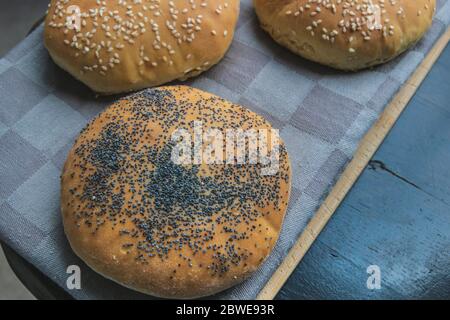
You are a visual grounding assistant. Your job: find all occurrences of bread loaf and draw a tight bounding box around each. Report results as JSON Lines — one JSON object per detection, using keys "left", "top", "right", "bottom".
{"left": 254, "top": 0, "right": 435, "bottom": 70}
{"left": 61, "top": 85, "right": 291, "bottom": 298}
{"left": 45, "top": 0, "right": 239, "bottom": 94}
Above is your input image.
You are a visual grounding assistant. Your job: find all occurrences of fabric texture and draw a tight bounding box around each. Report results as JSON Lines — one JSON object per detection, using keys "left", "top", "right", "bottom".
{"left": 0, "top": 0, "right": 448, "bottom": 299}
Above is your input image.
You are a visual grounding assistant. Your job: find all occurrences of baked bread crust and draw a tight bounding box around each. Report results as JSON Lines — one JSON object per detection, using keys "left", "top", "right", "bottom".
{"left": 253, "top": 0, "right": 435, "bottom": 70}
{"left": 44, "top": 0, "right": 239, "bottom": 94}
{"left": 61, "top": 86, "right": 291, "bottom": 298}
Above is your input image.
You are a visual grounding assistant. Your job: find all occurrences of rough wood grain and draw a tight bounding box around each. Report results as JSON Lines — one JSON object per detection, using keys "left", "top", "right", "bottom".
{"left": 257, "top": 28, "right": 450, "bottom": 300}
{"left": 277, "top": 72, "right": 450, "bottom": 298}
{"left": 277, "top": 165, "right": 450, "bottom": 299}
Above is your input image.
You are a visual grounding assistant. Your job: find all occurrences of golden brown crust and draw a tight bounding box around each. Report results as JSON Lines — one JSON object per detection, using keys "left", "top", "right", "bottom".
{"left": 44, "top": 0, "right": 239, "bottom": 94}
{"left": 253, "top": 0, "right": 435, "bottom": 70}
{"left": 61, "top": 85, "right": 291, "bottom": 298}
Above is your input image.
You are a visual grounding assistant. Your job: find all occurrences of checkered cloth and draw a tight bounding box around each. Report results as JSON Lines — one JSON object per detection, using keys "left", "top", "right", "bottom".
{"left": 0, "top": 0, "right": 449, "bottom": 300}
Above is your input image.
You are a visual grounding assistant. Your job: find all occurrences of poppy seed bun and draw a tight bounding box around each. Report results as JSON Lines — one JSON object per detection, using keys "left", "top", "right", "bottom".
{"left": 44, "top": 1, "right": 239, "bottom": 94}
{"left": 253, "top": 0, "right": 435, "bottom": 70}
{"left": 61, "top": 86, "right": 291, "bottom": 298}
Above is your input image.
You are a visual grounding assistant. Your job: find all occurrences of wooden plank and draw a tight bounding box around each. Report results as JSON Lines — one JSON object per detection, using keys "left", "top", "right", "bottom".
{"left": 278, "top": 163, "right": 450, "bottom": 299}
{"left": 257, "top": 28, "right": 450, "bottom": 300}
{"left": 276, "top": 60, "right": 450, "bottom": 299}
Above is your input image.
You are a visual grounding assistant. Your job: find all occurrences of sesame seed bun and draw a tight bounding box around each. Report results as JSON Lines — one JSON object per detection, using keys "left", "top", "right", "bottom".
{"left": 253, "top": 0, "right": 435, "bottom": 70}
{"left": 61, "top": 86, "right": 291, "bottom": 298}
{"left": 44, "top": 1, "right": 239, "bottom": 94}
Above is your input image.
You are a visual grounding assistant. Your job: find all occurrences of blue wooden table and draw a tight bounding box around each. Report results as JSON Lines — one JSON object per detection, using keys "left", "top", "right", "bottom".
{"left": 277, "top": 43, "right": 450, "bottom": 300}
{"left": 2, "top": 44, "right": 450, "bottom": 300}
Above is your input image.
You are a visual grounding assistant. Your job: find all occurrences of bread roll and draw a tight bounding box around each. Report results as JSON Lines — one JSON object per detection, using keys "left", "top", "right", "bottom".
{"left": 44, "top": 1, "right": 239, "bottom": 94}
{"left": 253, "top": 0, "right": 435, "bottom": 70}
{"left": 61, "top": 85, "right": 291, "bottom": 298}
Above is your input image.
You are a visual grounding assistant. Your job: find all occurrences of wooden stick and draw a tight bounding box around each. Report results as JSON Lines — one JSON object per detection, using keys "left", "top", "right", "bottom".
{"left": 257, "top": 28, "right": 450, "bottom": 300}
